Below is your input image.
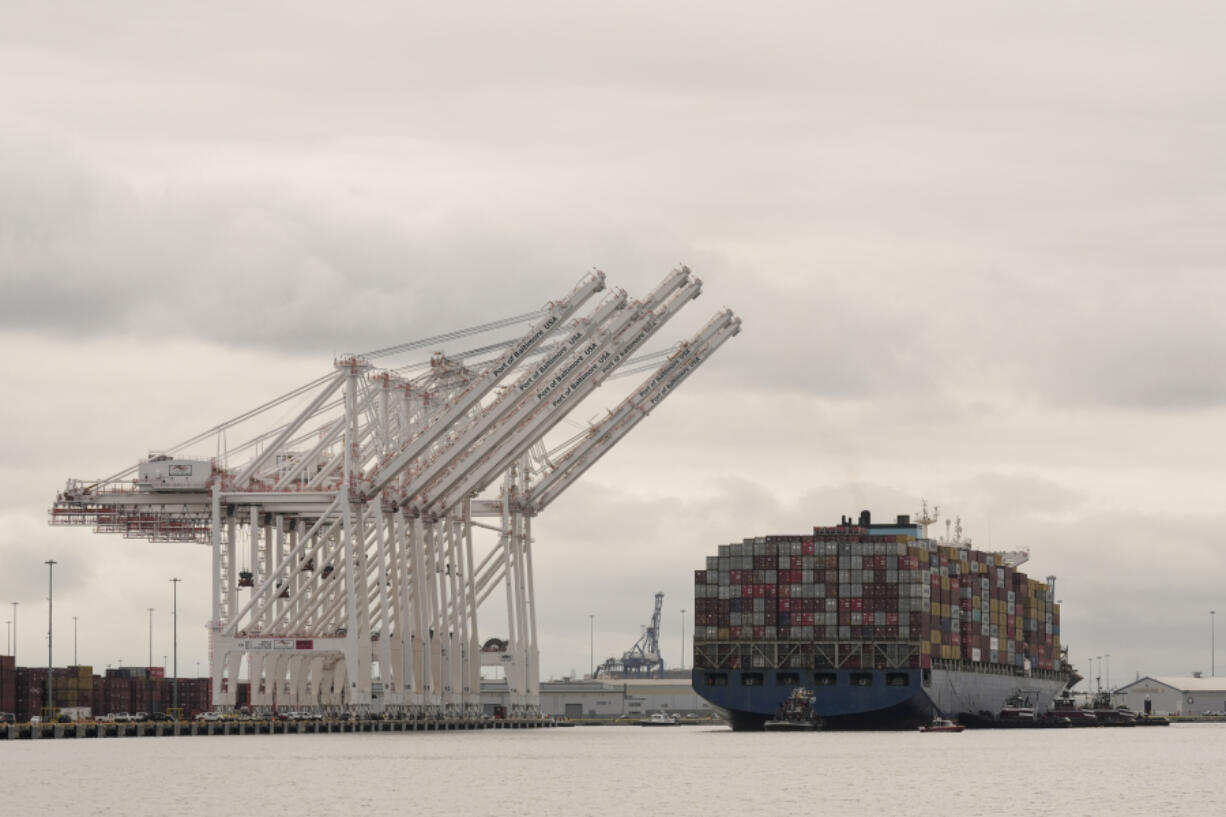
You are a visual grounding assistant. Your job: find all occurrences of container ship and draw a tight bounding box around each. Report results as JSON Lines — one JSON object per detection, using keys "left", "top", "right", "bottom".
{"left": 691, "top": 510, "right": 1072, "bottom": 730}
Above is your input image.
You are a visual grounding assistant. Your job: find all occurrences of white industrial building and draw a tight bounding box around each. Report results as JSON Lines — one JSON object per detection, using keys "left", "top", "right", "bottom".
{"left": 481, "top": 678, "right": 717, "bottom": 720}
{"left": 1115, "top": 675, "right": 1226, "bottom": 716}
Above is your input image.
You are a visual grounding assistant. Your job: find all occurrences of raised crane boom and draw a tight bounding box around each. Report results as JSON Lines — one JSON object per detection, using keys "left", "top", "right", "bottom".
{"left": 49, "top": 267, "right": 739, "bottom": 719}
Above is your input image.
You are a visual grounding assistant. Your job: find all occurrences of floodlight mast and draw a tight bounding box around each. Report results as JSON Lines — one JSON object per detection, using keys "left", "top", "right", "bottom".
{"left": 49, "top": 267, "right": 739, "bottom": 720}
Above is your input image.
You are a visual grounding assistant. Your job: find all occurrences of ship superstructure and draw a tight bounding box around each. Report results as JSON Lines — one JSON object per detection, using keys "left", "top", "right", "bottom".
{"left": 692, "top": 510, "right": 1069, "bottom": 729}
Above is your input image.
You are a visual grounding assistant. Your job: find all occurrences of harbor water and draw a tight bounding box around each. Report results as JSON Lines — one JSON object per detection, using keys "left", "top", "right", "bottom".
{"left": 2, "top": 723, "right": 1223, "bottom": 816}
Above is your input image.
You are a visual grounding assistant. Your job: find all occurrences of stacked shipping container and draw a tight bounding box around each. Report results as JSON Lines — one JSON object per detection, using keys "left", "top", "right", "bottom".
{"left": 3, "top": 665, "right": 214, "bottom": 721}
{"left": 0, "top": 655, "right": 15, "bottom": 715}
{"left": 693, "top": 521, "right": 1061, "bottom": 674}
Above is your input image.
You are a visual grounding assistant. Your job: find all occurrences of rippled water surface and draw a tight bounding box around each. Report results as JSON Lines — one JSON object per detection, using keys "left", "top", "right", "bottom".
{"left": 2, "top": 723, "right": 1223, "bottom": 816}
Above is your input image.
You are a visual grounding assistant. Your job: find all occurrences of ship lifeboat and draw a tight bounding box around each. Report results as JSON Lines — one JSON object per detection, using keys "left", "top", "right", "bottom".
{"left": 238, "top": 571, "right": 254, "bottom": 588}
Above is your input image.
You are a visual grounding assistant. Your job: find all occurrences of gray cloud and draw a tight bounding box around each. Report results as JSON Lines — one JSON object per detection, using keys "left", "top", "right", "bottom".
{"left": 4, "top": 1, "right": 1226, "bottom": 684}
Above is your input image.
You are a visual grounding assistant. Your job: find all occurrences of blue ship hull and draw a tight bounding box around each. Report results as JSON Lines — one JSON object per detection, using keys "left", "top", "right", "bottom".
{"left": 693, "top": 667, "right": 932, "bottom": 730}
{"left": 693, "top": 666, "right": 1070, "bottom": 730}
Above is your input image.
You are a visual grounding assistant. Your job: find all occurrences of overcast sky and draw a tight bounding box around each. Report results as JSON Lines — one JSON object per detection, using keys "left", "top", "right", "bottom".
{"left": 3, "top": 2, "right": 1226, "bottom": 691}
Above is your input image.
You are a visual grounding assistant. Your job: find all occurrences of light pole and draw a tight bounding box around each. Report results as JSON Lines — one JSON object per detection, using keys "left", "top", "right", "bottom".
{"left": 72, "top": 616, "right": 78, "bottom": 666}
{"left": 147, "top": 608, "right": 155, "bottom": 668}
{"left": 46, "top": 560, "right": 57, "bottom": 718}
{"left": 5, "top": 620, "right": 9, "bottom": 656}
{"left": 1106, "top": 654, "right": 1111, "bottom": 696}
{"left": 681, "top": 608, "right": 686, "bottom": 672}
{"left": 171, "top": 577, "right": 180, "bottom": 711}
{"left": 588, "top": 614, "right": 594, "bottom": 678}
{"left": 1095, "top": 655, "right": 1102, "bottom": 696}
{"left": 11, "top": 601, "right": 17, "bottom": 664}
{"left": 1212, "top": 610, "right": 1216, "bottom": 677}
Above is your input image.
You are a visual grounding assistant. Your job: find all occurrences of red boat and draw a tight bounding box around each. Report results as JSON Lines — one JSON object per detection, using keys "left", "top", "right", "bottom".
{"left": 1045, "top": 692, "right": 1098, "bottom": 726}
{"left": 919, "top": 717, "right": 966, "bottom": 733}
{"left": 998, "top": 694, "right": 1037, "bottom": 724}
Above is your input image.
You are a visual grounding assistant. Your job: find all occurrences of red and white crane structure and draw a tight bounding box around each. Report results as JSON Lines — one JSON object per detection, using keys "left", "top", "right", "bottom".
{"left": 49, "top": 268, "right": 740, "bottom": 719}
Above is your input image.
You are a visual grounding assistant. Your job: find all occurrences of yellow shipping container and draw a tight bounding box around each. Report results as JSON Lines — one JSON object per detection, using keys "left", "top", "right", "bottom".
{"left": 931, "top": 629, "right": 942, "bottom": 645}
{"left": 940, "top": 576, "right": 949, "bottom": 591}
{"left": 920, "top": 641, "right": 931, "bottom": 655}
{"left": 930, "top": 602, "right": 941, "bottom": 617}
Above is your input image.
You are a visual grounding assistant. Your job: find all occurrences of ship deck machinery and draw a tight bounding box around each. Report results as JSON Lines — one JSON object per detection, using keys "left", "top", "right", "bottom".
{"left": 692, "top": 512, "right": 1070, "bottom": 730}
{"left": 51, "top": 268, "right": 740, "bottom": 721}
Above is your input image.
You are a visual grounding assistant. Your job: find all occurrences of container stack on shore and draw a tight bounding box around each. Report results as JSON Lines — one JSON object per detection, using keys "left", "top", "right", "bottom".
{"left": 693, "top": 517, "right": 1061, "bottom": 674}
{"left": 0, "top": 662, "right": 214, "bottom": 721}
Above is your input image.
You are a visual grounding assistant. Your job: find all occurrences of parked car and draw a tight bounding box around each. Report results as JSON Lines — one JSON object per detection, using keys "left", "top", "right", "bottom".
{"left": 132, "top": 712, "right": 150, "bottom": 723}
{"left": 147, "top": 712, "right": 175, "bottom": 722}
{"left": 0, "top": 712, "right": 15, "bottom": 724}
{"left": 112, "top": 712, "right": 133, "bottom": 723}
{"left": 195, "top": 711, "right": 223, "bottom": 722}
{"left": 95, "top": 714, "right": 116, "bottom": 723}
{"left": 30, "top": 715, "right": 42, "bottom": 724}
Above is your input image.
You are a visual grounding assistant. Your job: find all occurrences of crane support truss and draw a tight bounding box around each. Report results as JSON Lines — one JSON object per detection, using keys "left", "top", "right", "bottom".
{"left": 49, "top": 268, "right": 740, "bottom": 719}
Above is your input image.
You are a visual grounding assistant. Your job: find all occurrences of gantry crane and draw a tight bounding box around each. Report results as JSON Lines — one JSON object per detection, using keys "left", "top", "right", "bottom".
{"left": 49, "top": 268, "right": 740, "bottom": 719}
{"left": 596, "top": 592, "right": 666, "bottom": 678}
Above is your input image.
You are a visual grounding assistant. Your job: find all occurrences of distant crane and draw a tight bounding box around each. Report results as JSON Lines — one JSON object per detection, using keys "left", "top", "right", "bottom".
{"left": 596, "top": 592, "right": 665, "bottom": 679}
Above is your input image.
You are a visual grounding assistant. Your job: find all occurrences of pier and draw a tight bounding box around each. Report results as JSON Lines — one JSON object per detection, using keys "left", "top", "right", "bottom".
{"left": 0, "top": 717, "right": 555, "bottom": 741}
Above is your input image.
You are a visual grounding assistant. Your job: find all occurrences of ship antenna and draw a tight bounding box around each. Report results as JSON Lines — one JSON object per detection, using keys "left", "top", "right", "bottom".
{"left": 916, "top": 499, "right": 939, "bottom": 539}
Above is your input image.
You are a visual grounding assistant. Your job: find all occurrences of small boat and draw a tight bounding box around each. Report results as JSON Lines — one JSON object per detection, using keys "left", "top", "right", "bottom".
{"left": 1045, "top": 692, "right": 1098, "bottom": 726}
{"left": 1090, "top": 691, "right": 1138, "bottom": 726}
{"left": 639, "top": 712, "right": 680, "bottom": 726}
{"left": 919, "top": 717, "right": 965, "bottom": 733}
{"left": 998, "top": 693, "right": 1037, "bottom": 725}
{"left": 763, "top": 687, "right": 818, "bottom": 731}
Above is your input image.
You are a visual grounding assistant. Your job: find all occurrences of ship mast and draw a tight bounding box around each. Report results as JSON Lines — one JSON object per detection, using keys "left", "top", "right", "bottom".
{"left": 915, "top": 499, "right": 939, "bottom": 539}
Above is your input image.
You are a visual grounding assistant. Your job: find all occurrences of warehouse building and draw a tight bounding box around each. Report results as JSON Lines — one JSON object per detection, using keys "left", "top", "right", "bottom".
{"left": 480, "top": 677, "right": 717, "bottom": 720}
{"left": 1115, "top": 675, "right": 1226, "bottom": 716}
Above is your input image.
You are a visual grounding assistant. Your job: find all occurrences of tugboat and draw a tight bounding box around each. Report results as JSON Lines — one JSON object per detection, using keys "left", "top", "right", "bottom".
{"left": 1090, "top": 691, "right": 1137, "bottom": 726}
{"left": 998, "top": 693, "right": 1038, "bottom": 726}
{"left": 1044, "top": 691, "right": 1098, "bottom": 727}
{"left": 764, "top": 688, "right": 819, "bottom": 732}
